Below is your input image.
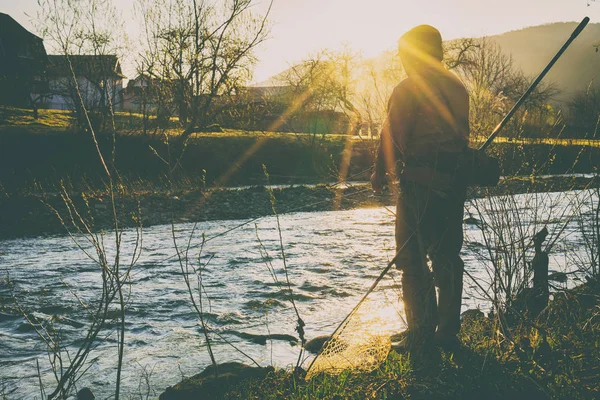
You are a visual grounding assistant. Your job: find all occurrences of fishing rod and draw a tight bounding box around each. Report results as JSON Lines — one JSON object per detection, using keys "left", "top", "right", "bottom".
{"left": 479, "top": 16, "right": 590, "bottom": 152}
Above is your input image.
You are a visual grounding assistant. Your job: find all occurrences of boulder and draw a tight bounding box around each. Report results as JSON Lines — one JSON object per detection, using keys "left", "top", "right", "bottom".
{"left": 160, "top": 362, "right": 273, "bottom": 400}
{"left": 305, "top": 335, "right": 331, "bottom": 354}
{"left": 77, "top": 388, "right": 95, "bottom": 400}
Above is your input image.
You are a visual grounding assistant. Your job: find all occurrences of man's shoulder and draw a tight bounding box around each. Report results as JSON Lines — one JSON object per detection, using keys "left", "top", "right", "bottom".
{"left": 393, "top": 77, "right": 415, "bottom": 92}
{"left": 446, "top": 71, "right": 468, "bottom": 94}
{"left": 391, "top": 78, "right": 417, "bottom": 99}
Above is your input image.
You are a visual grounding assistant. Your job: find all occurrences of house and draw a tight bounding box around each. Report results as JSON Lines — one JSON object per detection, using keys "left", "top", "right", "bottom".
{"left": 237, "top": 85, "right": 292, "bottom": 103}
{"left": 45, "top": 54, "right": 126, "bottom": 111}
{"left": 0, "top": 13, "right": 48, "bottom": 108}
{"left": 122, "top": 74, "right": 167, "bottom": 114}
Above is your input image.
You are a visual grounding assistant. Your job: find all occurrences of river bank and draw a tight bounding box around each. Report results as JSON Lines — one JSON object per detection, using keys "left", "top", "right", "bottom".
{"left": 159, "top": 275, "right": 600, "bottom": 400}
{"left": 0, "top": 174, "right": 597, "bottom": 240}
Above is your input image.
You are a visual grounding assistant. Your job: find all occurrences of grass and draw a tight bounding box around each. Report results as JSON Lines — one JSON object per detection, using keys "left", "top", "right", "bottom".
{"left": 0, "top": 107, "right": 184, "bottom": 133}
{"left": 210, "top": 345, "right": 538, "bottom": 399}
{"left": 480, "top": 136, "right": 600, "bottom": 148}
{"left": 0, "top": 107, "right": 72, "bottom": 132}
{"left": 0, "top": 108, "right": 359, "bottom": 195}
{"left": 0, "top": 107, "right": 351, "bottom": 138}
{"left": 171, "top": 277, "right": 600, "bottom": 400}
{"left": 0, "top": 106, "right": 365, "bottom": 148}
{"left": 2, "top": 107, "right": 599, "bottom": 146}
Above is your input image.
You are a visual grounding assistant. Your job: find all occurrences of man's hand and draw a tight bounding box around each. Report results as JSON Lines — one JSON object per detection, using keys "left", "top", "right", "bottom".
{"left": 370, "top": 172, "right": 385, "bottom": 194}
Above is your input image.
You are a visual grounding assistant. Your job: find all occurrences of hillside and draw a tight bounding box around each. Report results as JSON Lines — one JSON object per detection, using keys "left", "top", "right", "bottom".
{"left": 487, "top": 21, "right": 600, "bottom": 101}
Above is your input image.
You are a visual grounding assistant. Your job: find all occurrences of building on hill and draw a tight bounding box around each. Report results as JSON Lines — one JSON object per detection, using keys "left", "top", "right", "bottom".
{"left": 0, "top": 12, "right": 49, "bottom": 111}
{"left": 45, "top": 54, "right": 126, "bottom": 112}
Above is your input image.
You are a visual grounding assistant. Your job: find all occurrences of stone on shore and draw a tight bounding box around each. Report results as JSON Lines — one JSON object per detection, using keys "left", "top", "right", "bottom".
{"left": 160, "top": 362, "right": 274, "bottom": 400}
{"left": 305, "top": 335, "right": 331, "bottom": 354}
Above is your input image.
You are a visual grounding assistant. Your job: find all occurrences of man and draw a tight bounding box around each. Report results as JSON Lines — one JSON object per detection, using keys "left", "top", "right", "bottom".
{"left": 371, "top": 25, "right": 470, "bottom": 350}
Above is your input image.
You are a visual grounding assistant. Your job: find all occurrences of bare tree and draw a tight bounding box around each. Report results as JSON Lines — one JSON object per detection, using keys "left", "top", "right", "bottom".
{"left": 326, "top": 45, "right": 363, "bottom": 129}
{"left": 280, "top": 53, "right": 339, "bottom": 135}
{"left": 446, "top": 37, "right": 558, "bottom": 140}
{"left": 20, "top": 2, "right": 140, "bottom": 399}
{"left": 134, "top": 0, "right": 272, "bottom": 137}
{"left": 36, "top": 0, "right": 128, "bottom": 131}
{"left": 443, "top": 38, "right": 480, "bottom": 71}
{"left": 356, "top": 49, "right": 404, "bottom": 138}
{"left": 278, "top": 47, "right": 363, "bottom": 137}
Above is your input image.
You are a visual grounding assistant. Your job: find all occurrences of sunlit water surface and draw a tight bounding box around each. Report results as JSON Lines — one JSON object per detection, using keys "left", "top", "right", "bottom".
{"left": 0, "top": 189, "right": 596, "bottom": 399}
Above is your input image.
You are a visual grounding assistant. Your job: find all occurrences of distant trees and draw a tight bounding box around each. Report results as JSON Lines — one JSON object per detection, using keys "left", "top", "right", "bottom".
{"left": 278, "top": 47, "right": 362, "bottom": 135}
{"left": 276, "top": 37, "right": 563, "bottom": 140}
{"left": 445, "top": 38, "right": 558, "bottom": 139}
{"left": 448, "top": 38, "right": 520, "bottom": 138}
{"left": 568, "top": 87, "right": 600, "bottom": 138}
{"left": 134, "top": 0, "right": 272, "bottom": 137}
{"left": 279, "top": 55, "right": 339, "bottom": 134}
{"left": 266, "top": 37, "right": 563, "bottom": 140}
{"left": 357, "top": 49, "right": 404, "bottom": 137}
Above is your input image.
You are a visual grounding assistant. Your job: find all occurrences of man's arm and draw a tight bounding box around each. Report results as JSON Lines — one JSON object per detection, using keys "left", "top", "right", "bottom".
{"left": 371, "top": 81, "right": 417, "bottom": 192}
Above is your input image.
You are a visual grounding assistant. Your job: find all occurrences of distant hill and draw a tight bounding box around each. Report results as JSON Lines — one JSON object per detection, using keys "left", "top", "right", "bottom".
{"left": 477, "top": 22, "right": 600, "bottom": 102}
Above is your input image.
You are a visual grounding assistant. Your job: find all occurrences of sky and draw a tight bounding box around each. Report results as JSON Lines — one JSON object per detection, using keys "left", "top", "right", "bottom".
{"left": 2, "top": 0, "right": 599, "bottom": 83}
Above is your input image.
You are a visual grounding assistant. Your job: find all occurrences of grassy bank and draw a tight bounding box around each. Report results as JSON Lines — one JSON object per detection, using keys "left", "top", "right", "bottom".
{"left": 0, "top": 117, "right": 356, "bottom": 195}
{"left": 1, "top": 107, "right": 599, "bottom": 197}
{"left": 161, "top": 276, "right": 600, "bottom": 400}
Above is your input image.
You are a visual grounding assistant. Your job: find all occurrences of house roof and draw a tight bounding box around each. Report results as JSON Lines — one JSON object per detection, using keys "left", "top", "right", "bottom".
{"left": 47, "top": 54, "right": 126, "bottom": 79}
{"left": 0, "top": 13, "right": 43, "bottom": 42}
{"left": 0, "top": 13, "right": 48, "bottom": 70}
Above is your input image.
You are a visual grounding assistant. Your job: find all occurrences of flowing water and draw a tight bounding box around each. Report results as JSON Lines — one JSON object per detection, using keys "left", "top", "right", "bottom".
{"left": 0, "top": 188, "right": 597, "bottom": 399}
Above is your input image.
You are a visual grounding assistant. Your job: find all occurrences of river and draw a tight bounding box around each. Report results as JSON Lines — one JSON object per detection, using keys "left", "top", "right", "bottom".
{"left": 0, "top": 188, "right": 597, "bottom": 399}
